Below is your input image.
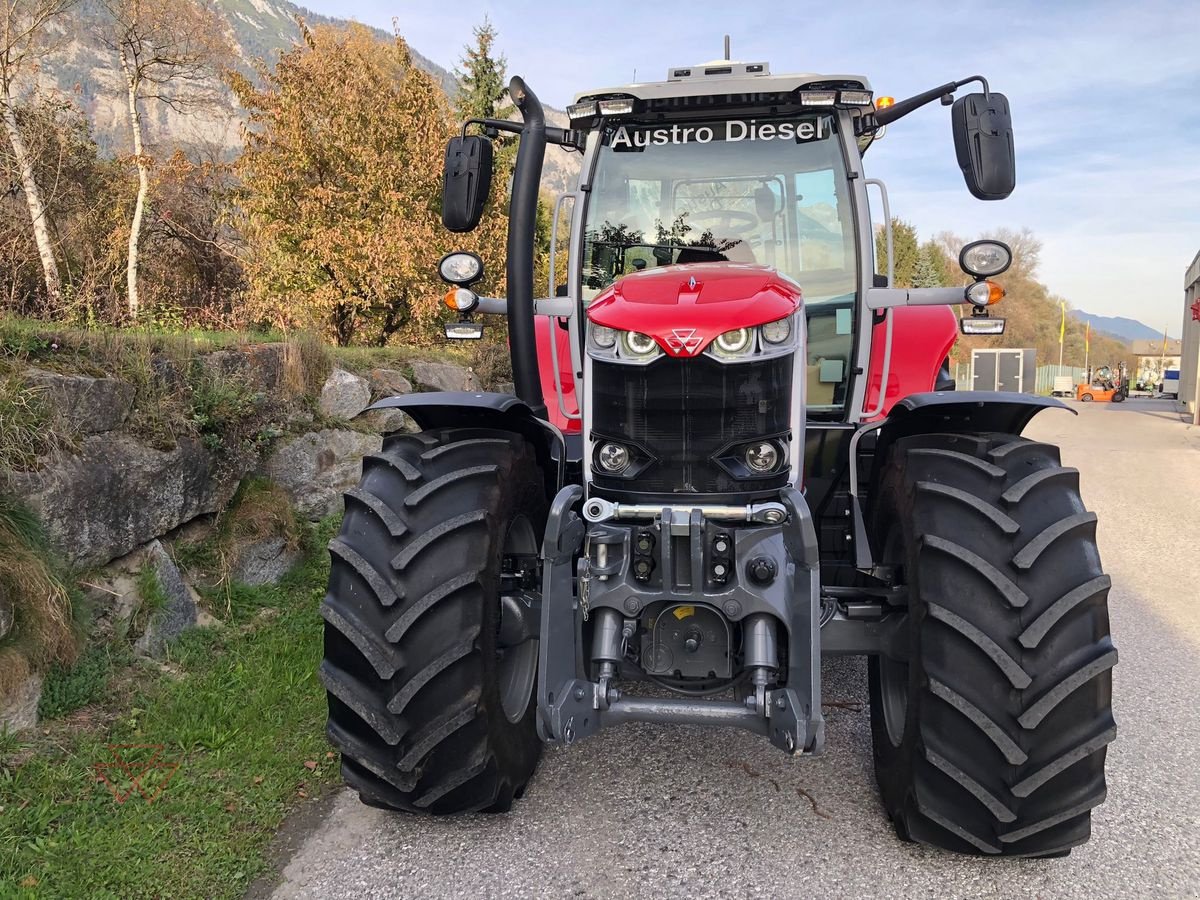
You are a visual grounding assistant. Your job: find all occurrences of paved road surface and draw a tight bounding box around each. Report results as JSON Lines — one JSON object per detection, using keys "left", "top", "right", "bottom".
{"left": 265, "top": 400, "right": 1200, "bottom": 899}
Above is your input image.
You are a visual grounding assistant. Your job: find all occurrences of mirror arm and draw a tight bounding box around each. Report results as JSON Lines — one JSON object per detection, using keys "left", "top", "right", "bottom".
{"left": 460, "top": 117, "right": 523, "bottom": 139}
{"left": 872, "top": 74, "right": 992, "bottom": 126}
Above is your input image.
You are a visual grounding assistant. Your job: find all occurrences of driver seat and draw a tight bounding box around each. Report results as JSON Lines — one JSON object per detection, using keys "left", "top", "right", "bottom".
{"left": 676, "top": 240, "right": 756, "bottom": 264}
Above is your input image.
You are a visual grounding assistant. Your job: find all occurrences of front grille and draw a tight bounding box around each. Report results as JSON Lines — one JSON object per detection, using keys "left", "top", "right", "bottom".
{"left": 591, "top": 354, "right": 793, "bottom": 498}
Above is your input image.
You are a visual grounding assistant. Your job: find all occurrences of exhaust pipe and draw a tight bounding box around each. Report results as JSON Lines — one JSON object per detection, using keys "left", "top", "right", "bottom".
{"left": 506, "top": 76, "right": 548, "bottom": 418}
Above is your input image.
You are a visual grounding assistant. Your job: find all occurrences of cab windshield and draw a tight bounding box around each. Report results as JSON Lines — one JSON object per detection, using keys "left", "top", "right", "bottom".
{"left": 581, "top": 114, "right": 859, "bottom": 409}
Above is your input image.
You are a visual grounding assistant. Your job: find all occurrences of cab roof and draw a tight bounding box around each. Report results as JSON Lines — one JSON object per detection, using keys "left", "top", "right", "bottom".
{"left": 573, "top": 60, "right": 872, "bottom": 104}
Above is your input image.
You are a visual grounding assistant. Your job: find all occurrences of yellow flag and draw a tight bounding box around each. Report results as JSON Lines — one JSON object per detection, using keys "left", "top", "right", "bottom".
{"left": 1085, "top": 321, "right": 1090, "bottom": 350}
{"left": 1059, "top": 302, "right": 1066, "bottom": 343}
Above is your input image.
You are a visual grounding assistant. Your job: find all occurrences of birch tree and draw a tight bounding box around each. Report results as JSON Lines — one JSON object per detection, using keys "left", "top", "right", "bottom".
{"left": 101, "top": 0, "right": 229, "bottom": 319}
{"left": 0, "top": 0, "right": 74, "bottom": 306}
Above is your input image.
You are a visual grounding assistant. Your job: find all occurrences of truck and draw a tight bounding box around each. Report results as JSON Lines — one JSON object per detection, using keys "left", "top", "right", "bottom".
{"left": 320, "top": 55, "right": 1116, "bottom": 858}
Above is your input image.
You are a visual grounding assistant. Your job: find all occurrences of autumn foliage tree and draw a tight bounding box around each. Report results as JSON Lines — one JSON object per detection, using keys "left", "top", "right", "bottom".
{"left": 234, "top": 22, "right": 499, "bottom": 346}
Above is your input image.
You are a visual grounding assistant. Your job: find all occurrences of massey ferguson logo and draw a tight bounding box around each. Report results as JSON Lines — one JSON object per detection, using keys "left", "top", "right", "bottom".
{"left": 667, "top": 328, "right": 703, "bottom": 355}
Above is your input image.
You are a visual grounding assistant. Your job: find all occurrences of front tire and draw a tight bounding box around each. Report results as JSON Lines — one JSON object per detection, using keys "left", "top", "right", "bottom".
{"left": 321, "top": 428, "right": 547, "bottom": 814}
{"left": 868, "top": 432, "right": 1116, "bottom": 856}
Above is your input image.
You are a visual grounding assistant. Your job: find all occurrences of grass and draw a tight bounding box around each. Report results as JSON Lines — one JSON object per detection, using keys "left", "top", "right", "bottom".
{"left": 38, "top": 645, "right": 124, "bottom": 721}
{"left": 0, "top": 495, "right": 78, "bottom": 698}
{"left": 174, "top": 478, "right": 306, "bottom": 615}
{"left": 0, "top": 518, "right": 341, "bottom": 899}
{"left": 0, "top": 315, "right": 334, "bottom": 455}
{"left": 0, "top": 375, "right": 64, "bottom": 472}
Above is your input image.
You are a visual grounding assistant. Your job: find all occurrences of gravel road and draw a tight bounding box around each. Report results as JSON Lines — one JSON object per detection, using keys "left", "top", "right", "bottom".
{"left": 263, "top": 399, "right": 1200, "bottom": 899}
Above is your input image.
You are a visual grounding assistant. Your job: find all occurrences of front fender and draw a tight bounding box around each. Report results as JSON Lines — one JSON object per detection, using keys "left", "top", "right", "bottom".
{"left": 369, "top": 391, "right": 565, "bottom": 491}
{"left": 872, "top": 391, "right": 1074, "bottom": 469}
{"left": 852, "top": 392, "right": 1075, "bottom": 570}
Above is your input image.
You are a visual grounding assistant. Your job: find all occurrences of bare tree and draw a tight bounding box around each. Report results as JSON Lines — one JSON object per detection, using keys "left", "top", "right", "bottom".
{"left": 101, "top": 0, "right": 230, "bottom": 319}
{"left": 0, "top": 0, "right": 74, "bottom": 306}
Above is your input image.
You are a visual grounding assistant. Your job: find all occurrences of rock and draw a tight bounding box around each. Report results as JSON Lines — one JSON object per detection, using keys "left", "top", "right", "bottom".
{"left": 261, "top": 429, "right": 382, "bottom": 520}
{"left": 0, "top": 674, "right": 42, "bottom": 733}
{"left": 197, "top": 344, "right": 290, "bottom": 397}
{"left": 358, "top": 408, "right": 415, "bottom": 434}
{"left": 410, "top": 360, "right": 479, "bottom": 393}
{"left": 134, "top": 541, "right": 199, "bottom": 659}
{"left": 366, "top": 367, "right": 413, "bottom": 400}
{"left": 9, "top": 434, "right": 244, "bottom": 568}
{"left": 0, "top": 590, "right": 12, "bottom": 641}
{"left": 24, "top": 368, "right": 135, "bottom": 435}
{"left": 497, "top": 381, "right": 516, "bottom": 396}
{"left": 229, "top": 535, "right": 302, "bottom": 586}
{"left": 81, "top": 547, "right": 145, "bottom": 642}
{"left": 8, "top": 433, "right": 244, "bottom": 568}
{"left": 319, "top": 368, "right": 371, "bottom": 420}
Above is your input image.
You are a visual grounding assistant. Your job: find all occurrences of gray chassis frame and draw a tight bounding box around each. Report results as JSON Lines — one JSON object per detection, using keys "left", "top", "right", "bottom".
{"left": 371, "top": 389, "right": 1072, "bottom": 756}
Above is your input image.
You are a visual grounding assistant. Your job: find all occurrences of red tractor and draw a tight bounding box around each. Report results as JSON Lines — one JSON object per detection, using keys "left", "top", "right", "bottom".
{"left": 321, "top": 58, "right": 1115, "bottom": 858}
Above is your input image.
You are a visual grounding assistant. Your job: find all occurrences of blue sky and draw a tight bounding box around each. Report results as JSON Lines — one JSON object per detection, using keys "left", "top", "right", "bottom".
{"left": 307, "top": 0, "right": 1199, "bottom": 335}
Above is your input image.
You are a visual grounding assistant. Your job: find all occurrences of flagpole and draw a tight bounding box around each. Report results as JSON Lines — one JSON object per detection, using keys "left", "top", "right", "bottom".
{"left": 1058, "top": 301, "right": 1066, "bottom": 377}
{"left": 1083, "top": 321, "right": 1090, "bottom": 377}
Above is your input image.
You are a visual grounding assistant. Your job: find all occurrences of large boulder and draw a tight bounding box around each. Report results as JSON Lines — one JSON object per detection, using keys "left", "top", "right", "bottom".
{"left": 319, "top": 368, "right": 371, "bottom": 420}
{"left": 7, "top": 433, "right": 242, "bottom": 568}
{"left": 358, "top": 408, "right": 415, "bottom": 434}
{"left": 0, "top": 674, "right": 42, "bottom": 733}
{"left": 366, "top": 367, "right": 413, "bottom": 400}
{"left": 197, "top": 343, "right": 290, "bottom": 397}
{"left": 229, "top": 535, "right": 302, "bottom": 586}
{"left": 261, "top": 429, "right": 382, "bottom": 520}
{"left": 410, "top": 360, "right": 479, "bottom": 392}
{"left": 0, "top": 591, "right": 12, "bottom": 641}
{"left": 24, "top": 368, "right": 134, "bottom": 435}
{"left": 133, "top": 540, "right": 201, "bottom": 659}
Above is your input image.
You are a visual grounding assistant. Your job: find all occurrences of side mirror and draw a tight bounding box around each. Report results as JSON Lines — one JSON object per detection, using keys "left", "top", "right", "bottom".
{"left": 442, "top": 135, "right": 493, "bottom": 232}
{"left": 951, "top": 92, "right": 1015, "bottom": 201}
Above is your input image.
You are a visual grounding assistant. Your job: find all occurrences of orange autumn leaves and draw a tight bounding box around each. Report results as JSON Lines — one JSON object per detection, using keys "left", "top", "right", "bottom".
{"left": 232, "top": 23, "right": 508, "bottom": 346}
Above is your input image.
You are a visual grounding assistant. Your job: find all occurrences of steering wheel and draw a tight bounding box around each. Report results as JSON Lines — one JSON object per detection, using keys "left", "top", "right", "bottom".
{"left": 685, "top": 210, "right": 759, "bottom": 235}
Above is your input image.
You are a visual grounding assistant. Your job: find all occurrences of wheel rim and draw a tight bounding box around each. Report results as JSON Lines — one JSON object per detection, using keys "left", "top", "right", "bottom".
{"left": 497, "top": 515, "right": 540, "bottom": 724}
{"left": 879, "top": 529, "right": 909, "bottom": 747}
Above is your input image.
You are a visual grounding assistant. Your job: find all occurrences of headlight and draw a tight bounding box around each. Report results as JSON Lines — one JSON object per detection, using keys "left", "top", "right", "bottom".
{"left": 760, "top": 317, "right": 791, "bottom": 344}
{"left": 712, "top": 328, "right": 753, "bottom": 358}
{"left": 438, "top": 251, "right": 483, "bottom": 286}
{"left": 959, "top": 240, "right": 1012, "bottom": 279}
{"left": 590, "top": 325, "right": 617, "bottom": 349}
{"left": 596, "top": 442, "right": 630, "bottom": 473}
{"left": 745, "top": 441, "right": 781, "bottom": 473}
{"left": 620, "top": 331, "right": 659, "bottom": 359}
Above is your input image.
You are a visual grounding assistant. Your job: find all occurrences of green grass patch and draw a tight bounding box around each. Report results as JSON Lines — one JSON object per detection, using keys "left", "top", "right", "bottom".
{"left": 38, "top": 645, "right": 123, "bottom": 721}
{"left": 0, "top": 519, "right": 341, "bottom": 899}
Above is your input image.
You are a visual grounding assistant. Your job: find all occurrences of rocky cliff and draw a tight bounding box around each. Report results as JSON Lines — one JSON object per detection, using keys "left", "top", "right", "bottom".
{"left": 0, "top": 333, "right": 484, "bottom": 730}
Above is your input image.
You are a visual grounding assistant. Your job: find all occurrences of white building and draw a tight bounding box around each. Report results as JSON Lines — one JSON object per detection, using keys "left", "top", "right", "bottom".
{"left": 1183, "top": 249, "right": 1200, "bottom": 416}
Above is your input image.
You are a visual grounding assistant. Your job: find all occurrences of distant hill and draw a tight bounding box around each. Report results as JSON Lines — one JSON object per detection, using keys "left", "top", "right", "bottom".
{"left": 39, "top": 0, "right": 458, "bottom": 155}
{"left": 35, "top": 0, "right": 583, "bottom": 190}
{"left": 1069, "top": 311, "right": 1178, "bottom": 345}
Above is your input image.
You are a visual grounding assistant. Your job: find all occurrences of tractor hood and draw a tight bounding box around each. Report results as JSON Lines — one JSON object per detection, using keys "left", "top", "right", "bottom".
{"left": 586, "top": 263, "right": 802, "bottom": 358}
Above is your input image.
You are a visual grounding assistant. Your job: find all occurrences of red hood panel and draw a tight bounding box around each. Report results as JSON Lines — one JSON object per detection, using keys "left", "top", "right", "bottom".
{"left": 587, "top": 264, "right": 802, "bottom": 357}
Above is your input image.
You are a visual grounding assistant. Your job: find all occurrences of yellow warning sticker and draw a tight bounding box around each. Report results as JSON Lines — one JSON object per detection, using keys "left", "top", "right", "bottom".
{"left": 672, "top": 605, "right": 695, "bottom": 620}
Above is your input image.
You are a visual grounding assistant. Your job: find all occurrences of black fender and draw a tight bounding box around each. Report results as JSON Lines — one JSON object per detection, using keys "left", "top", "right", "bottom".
{"left": 369, "top": 391, "right": 566, "bottom": 491}
{"left": 855, "top": 391, "right": 1075, "bottom": 570}
{"left": 871, "top": 391, "right": 1074, "bottom": 470}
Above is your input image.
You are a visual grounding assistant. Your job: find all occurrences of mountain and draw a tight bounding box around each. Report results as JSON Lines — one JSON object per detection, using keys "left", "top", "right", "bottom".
{"left": 35, "top": 0, "right": 584, "bottom": 191}
{"left": 39, "top": 0, "right": 458, "bottom": 155}
{"left": 1069, "top": 311, "right": 1178, "bottom": 345}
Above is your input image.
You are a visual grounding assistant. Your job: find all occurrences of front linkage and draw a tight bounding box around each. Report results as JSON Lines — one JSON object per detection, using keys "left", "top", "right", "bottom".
{"left": 537, "top": 485, "right": 824, "bottom": 755}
